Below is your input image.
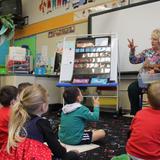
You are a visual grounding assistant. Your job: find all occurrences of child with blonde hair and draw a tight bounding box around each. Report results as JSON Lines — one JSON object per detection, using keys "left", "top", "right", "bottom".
{"left": 4, "top": 84, "right": 79, "bottom": 160}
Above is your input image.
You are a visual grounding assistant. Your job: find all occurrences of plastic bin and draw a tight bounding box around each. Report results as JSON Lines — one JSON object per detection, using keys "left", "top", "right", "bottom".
{"left": 138, "top": 72, "right": 160, "bottom": 88}
{"left": 34, "top": 67, "right": 46, "bottom": 75}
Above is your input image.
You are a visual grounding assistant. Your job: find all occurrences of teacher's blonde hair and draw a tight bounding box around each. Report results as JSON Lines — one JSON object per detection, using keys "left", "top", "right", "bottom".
{"left": 151, "top": 28, "right": 160, "bottom": 41}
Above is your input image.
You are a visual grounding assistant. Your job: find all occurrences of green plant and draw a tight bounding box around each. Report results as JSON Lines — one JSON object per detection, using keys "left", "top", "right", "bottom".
{"left": 0, "top": 14, "right": 15, "bottom": 45}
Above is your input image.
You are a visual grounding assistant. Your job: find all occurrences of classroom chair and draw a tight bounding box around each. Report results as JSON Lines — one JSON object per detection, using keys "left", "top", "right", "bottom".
{"left": 139, "top": 87, "right": 148, "bottom": 109}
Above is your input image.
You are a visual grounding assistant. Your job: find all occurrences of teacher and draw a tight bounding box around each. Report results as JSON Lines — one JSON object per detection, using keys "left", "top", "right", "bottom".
{"left": 128, "top": 28, "right": 160, "bottom": 115}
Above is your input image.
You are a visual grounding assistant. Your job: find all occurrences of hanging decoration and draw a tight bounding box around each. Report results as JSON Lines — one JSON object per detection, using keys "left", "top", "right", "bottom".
{"left": 48, "top": 25, "right": 75, "bottom": 38}
{"left": 38, "top": 0, "right": 96, "bottom": 14}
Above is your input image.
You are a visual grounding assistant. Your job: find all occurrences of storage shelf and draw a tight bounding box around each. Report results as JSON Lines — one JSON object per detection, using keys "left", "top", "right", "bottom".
{"left": 56, "top": 82, "right": 118, "bottom": 87}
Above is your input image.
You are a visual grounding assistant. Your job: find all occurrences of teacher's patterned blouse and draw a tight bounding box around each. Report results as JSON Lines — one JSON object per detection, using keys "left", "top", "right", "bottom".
{"left": 129, "top": 48, "right": 160, "bottom": 72}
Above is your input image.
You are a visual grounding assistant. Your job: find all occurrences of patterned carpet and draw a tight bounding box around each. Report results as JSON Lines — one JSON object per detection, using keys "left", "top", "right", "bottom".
{"left": 47, "top": 111, "right": 132, "bottom": 160}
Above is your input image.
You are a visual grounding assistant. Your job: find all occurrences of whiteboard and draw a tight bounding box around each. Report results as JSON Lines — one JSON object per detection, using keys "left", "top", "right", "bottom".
{"left": 89, "top": 0, "right": 160, "bottom": 73}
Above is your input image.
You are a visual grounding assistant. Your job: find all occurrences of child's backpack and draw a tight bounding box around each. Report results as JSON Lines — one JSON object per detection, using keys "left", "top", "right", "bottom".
{"left": 0, "top": 138, "right": 52, "bottom": 160}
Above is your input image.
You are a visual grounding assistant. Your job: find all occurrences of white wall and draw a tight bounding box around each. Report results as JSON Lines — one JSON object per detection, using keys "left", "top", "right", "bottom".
{"left": 36, "top": 22, "right": 88, "bottom": 57}
{"left": 22, "top": 0, "right": 110, "bottom": 24}
{"left": 0, "top": 75, "right": 60, "bottom": 104}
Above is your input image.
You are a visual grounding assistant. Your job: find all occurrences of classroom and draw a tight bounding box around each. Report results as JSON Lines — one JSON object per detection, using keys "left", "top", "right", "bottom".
{"left": 0, "top": 0, "right": 160, "bottom": 159}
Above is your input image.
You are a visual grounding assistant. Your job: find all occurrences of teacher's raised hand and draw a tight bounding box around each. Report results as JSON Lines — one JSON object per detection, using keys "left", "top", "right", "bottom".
{"left": 128, "top": 38, "right": 138, "bottom": 53}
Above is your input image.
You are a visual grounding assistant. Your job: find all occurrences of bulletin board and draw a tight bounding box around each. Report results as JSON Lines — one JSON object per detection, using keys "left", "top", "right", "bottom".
{"left": 0, "top": 40, "right": 10, "bottom": 66}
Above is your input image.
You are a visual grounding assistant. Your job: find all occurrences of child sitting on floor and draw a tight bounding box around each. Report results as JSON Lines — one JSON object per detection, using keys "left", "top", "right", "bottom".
{"left": 0, "top": 85, "right": 18, "bottom": 148}
{"left": 6, "top": 84, "right": 79, "bottom": 160}
{"left": 58, "top": 87, "right": 106, "bottom": 145}
{"left": 17, "top": 82, "right": 32, "bottom": 94}
{"left": 126, "top": 81, "right": 160, "bottom": 160}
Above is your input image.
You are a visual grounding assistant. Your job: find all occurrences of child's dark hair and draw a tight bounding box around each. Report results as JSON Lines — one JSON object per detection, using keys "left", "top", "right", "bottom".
{"left": 18, "top": 82, "right": 32, "bottom": 94}
{"left": 0, "top": 85, "right": 18, "bottom": 106}
{"left": 147, "top": 81, "right": 160, "bottom": 109}
{"left": 63, "top": 87, "right": 80, "bottom": 104}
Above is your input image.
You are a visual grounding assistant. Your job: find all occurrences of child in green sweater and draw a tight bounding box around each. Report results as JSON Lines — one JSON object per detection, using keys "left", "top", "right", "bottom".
{"left": 58, "top": 87, "right": 106, "bottom": 145}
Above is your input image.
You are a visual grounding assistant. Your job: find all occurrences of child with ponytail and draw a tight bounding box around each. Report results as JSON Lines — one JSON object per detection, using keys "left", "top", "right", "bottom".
{"left": 6, "top": 84, "right": 79, "bottom": 160}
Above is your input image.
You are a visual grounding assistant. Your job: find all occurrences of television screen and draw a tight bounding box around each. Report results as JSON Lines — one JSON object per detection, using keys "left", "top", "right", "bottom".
{"left": 0, "top": 0, "right": 22, "bottom": 16}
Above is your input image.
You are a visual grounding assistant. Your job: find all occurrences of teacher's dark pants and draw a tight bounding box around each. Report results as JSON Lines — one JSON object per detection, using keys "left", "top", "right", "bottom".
{"left": 128, "top": 80, "right": 143, "bottom": 115}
